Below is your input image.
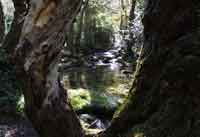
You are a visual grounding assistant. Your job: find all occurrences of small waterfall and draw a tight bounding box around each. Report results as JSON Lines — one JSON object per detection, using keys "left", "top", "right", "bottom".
{"left": 93, "top": 32, "right": 128, "bottom": 71}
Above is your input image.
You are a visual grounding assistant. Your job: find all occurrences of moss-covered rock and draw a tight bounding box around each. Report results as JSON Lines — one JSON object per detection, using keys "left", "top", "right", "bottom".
{"left": 68, "top": 88, "right": 123, "bottom": 118}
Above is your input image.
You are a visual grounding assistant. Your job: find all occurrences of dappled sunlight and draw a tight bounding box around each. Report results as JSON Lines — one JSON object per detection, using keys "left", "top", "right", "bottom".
{"left": 0, "top": 0, "right": 197, "bottom": 136}
{"left": 1, "top": 0, "right": 14, "bottom": 33}
{"left": 59, "top": 0, "right": 143, "bottom": 133}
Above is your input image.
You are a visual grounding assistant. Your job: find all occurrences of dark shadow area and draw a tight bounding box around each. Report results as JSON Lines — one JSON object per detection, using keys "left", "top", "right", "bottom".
{"left": 0, "top": 49, "right": 22, "bottom": 115}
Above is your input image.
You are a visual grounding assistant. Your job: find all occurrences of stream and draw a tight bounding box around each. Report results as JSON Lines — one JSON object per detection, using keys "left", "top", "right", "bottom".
{"left": 61, "top": 32, "right": 135, "bottom": 130}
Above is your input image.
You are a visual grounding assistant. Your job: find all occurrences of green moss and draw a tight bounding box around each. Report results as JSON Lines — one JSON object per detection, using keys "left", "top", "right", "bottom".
{"left": 68, "top": 89, "right": 91, "bottom": 110}
{"left": 68, "top": 88, "right": 122, "bottom": 111}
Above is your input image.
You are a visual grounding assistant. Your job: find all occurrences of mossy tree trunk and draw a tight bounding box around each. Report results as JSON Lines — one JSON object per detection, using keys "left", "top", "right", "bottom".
{"left": 0, "top": 1, "right": 4, "bottom": 43}
{"left": 101, "top": 0, "right": 200, "bottom": 137}
{"left": 13, "top": 0, "right": 84, "bottom": 137}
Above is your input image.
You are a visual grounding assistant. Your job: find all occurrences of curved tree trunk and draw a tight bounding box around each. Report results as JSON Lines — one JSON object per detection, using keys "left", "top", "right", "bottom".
{"left": 2, "top": 0, "right": 28, "bottom": 54}
{"left": 14, "top": 0, "right": 84, "bottom": 137}
{"left": 0, "top": 1, "right": 5, "bottom": 44}
{"left": 101, "top": 0, "right": 200, "bottom": 137}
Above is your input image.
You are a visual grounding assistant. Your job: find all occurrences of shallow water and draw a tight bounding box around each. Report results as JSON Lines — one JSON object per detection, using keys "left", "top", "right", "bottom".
{"left": 61, "top": 33, "right": 135, "bottom": 130}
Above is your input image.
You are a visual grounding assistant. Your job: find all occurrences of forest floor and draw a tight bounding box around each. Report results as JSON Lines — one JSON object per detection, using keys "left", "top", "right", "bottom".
{"left": 0, "top": 114, "right": 104, "bottom": 137}
{"left": 0, "top": 116, "right": 38, "bottom": 137}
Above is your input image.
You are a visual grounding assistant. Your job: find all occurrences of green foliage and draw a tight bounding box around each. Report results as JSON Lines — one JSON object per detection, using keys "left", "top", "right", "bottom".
{"left": 87, "top": 0, "right": 113, "bottom": 29}
{"left": 68, "top": 87, "right": 123, "bottom": 112}
{"left": 68, "top": 88, "right": 91, "bottom": 110}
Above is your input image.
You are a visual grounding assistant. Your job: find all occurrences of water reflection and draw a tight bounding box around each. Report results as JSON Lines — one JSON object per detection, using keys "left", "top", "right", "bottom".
{"left": 61, "top": 32, "right": 136, "bottom": 130}
{"left": 62, "top": 65, "right": 133, "bottom": 130}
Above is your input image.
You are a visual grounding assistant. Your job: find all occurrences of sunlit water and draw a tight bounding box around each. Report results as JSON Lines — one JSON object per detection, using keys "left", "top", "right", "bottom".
{"left": 93, "top": 33, "right": 129, "bottom": 71}
{"left": 62, "top": 32, "right": 135, "bottom": 130}
{"left": 61, "top": 2, "right": 144, "bottom": 128}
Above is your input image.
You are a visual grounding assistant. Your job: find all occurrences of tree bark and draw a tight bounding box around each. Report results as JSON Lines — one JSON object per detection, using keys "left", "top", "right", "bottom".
{"left": 101, "top": 0, "right": 200, "bottom": 137}
{"left": 2, "top": 0, "right": 28, "bottom": 54}
{"left": 0, "top": 1, "right": 5, "bottom": 44}
{"left": 14, "top": 0, "right": 84, "bottom": 137}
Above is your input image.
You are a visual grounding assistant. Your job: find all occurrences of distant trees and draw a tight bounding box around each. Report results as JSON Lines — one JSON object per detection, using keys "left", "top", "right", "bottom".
{"left": 66, "top": 0, "right": 114, "bottom": 57}
{"left": 66, "top": 0, "right": 90, "bottom": 56}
